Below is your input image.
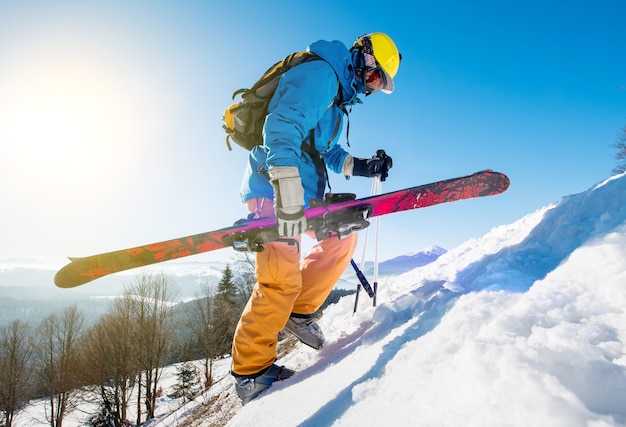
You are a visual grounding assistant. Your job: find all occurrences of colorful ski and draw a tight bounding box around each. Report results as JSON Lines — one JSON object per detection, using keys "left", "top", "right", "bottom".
{"left": 54, "top": 170, "right": 509, "bottom": 288}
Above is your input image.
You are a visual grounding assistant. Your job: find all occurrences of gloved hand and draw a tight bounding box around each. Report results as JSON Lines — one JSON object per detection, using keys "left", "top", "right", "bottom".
{"left": 268, "top": 166, "right": 307, "bottom": 237}
{"left": 346, "top": 150, "right": 393, "bottom": 181}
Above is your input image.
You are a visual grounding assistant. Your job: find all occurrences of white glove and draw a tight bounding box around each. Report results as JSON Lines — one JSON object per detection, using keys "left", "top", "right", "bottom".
{"left": 268, "top": 166, "right": 307, "bottom": 237}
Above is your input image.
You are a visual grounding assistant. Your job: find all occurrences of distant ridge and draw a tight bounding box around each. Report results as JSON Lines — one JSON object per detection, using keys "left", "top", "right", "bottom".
{"left": 363, "top": 245, "right": 447, "bottom": 276}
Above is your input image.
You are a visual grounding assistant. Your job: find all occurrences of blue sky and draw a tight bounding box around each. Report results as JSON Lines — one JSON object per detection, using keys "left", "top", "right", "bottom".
{"left": 1, "top": 1, "right": 625, "bottom": 267}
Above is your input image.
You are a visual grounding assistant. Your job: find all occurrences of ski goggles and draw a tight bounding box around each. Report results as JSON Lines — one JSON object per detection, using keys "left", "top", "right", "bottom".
{"left": 364, "top": 67, "right": 387, "bottom": 94}
{"left": 361, "top": 44, "right": 393, "bottom": 95}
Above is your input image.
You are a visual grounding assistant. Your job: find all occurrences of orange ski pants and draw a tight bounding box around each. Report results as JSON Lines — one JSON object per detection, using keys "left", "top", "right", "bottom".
{"left": 231, "top": 198, "right": 358, "bottom": 376}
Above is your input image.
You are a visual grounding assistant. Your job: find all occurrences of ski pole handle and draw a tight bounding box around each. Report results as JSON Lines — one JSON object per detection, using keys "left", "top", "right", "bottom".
{"left": 375, "top": 150, "right": 392, "bottom": 182}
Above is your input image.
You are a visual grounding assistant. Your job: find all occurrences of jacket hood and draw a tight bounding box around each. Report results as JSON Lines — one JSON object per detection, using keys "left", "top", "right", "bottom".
{"left": 307, "top": 40, "right": 359, "bottom": 104}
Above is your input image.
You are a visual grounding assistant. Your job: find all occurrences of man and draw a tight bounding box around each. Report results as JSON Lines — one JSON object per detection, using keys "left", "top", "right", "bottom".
{"left": 231, "top": 32, "right": 401, "bottom": 404}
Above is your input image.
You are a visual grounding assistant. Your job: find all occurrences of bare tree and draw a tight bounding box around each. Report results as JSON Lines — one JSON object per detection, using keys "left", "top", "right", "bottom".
{"left": 613, "top": 124, "right": 626, "bottom": 174}
{"left": 184, "top": 259, "right": 253, "bottom": 392}
{"left": 81, "top": 310, "right": 138, "bottom": 427}
{"left": 123, "top": 273, "right": 178, "bottom": 424}
{"left": 185, "top": 282, "right": 216, "bottom": 389}
{"left": 79, "top": 273, "right": 177, "bottom": 426}
{"left": 0, "top": 320, "right": 33, "bottom": 427}
{"left": 33, "top": 306, "right": 85, "bottom": 427}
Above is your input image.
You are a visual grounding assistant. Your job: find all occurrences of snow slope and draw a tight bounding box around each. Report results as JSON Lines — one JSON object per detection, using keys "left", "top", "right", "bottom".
{"left": 10, "top": 174, "right": 626, "bottom": 426}
{"left": 226, "top": 173, "right": 626, "bottom": 427}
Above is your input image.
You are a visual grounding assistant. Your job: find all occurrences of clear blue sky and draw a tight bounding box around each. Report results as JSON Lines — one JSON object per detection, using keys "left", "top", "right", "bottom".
{"left": 1, "top": 0, "right": 624, "bottom": 267}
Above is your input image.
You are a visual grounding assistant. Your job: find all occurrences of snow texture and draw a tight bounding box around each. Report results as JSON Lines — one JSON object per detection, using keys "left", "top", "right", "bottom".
{"left": 228, "top": 173, "right": 626, "bottom": 427}
{"left": 12, "top": 173, "right": 626, "bottom": 426}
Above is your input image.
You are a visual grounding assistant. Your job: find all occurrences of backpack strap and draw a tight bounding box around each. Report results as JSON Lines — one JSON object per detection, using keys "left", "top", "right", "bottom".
{"left": 336, "top": 102, "right": 351, "bottom": 147}
{"left": 302, "top": 87, "right": 348, "bottom": 201}
{"left": 301, "top": 130, "right": 330, "bottom": 202}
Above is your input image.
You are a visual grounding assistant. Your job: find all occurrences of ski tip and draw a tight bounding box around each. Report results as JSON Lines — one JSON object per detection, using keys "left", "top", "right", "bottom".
{"left": 473, "top": 170, "right": 511, "bottom": 194}
{"left": 492, "top": 170, "right": 511, "bottom": 189}
{"left": 54, "top": 270, "right": 92, "bottom": 288}
{"left": 492, "top": 170, "right": 510, "bottom": 191}
{"left": 68, "top": 256, "right": 83, "bottom": 262}
{"left": 503, "top": 172, "right": 511, "bottom": 189}
{"left": 54, "top": 271, "right": 72, "bottom": 288}
{"left": 54, "top": 262, "right": 95, "bottom": 288}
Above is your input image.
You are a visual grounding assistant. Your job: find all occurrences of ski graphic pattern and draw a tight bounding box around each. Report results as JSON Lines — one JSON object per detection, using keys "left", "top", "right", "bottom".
{"left": 54, "top": 170, "right": 509, "bottom": 288}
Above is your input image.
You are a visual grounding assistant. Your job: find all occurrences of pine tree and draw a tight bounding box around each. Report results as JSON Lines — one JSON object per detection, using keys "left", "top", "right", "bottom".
{"left": 169, "top": 362, "right": 199, "bottom": 401}
{"left": 231, "top": 252, "right": 256, "bottom": 308}
{"left": 215, "top": 265, "right": 238, "bottom": 306}
{"left": 86, "top": 405, "right": 116, "bottom": 427}
{"left": 210, "top": 265, "right": 241, "bottom": 357}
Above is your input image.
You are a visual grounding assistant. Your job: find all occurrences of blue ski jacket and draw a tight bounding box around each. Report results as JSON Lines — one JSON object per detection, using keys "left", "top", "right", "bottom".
{"left": 240, "top": 39, "right": 363, "bottom": 207}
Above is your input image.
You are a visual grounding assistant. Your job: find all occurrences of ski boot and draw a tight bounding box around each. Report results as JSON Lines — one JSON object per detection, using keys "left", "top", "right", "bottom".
{"left": 233, "top": 364, "right": 295, "bottom": 405}
{"left": 283, "top": 314, "right": 325, "bottom": 349}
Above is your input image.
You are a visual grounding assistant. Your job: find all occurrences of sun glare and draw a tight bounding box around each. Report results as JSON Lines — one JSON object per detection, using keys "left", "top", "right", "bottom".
{"left": 0, "top": 50, "right": 146, "bottom": 211}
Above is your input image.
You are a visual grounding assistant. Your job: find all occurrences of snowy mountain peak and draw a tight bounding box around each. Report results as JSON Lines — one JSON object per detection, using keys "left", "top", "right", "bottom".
{"left": 406, "top": 245, "right": 447, "bottom": 257}
{"left": 362, "top": 245, "right": 448, "bottom": 277}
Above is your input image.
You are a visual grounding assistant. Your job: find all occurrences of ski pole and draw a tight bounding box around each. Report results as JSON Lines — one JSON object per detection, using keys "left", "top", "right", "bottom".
{"left": 352, "top": 282, "right": 361, "bottom": 314}
{"left": 372, "top": 175, "right": 382, "bottom": 307}
{"left": 353, "top": 174, "right": 383, "bottom": 313}
{"left": 350, "top": 259, "right": 375, "bottom": 298}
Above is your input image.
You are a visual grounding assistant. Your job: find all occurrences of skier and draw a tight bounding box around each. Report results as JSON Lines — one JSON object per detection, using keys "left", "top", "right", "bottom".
{"left": 231, "top": 32, "right": 401, "bottom": 404}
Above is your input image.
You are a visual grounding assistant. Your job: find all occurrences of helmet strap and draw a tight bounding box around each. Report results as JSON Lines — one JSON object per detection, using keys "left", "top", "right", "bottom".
{"left": 350, "top": 47, "right": 372, "bottom": 96}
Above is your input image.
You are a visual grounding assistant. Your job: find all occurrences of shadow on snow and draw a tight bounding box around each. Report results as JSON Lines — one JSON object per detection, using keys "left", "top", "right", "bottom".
{"left": 298, "top": 175, "right": 626, "bottom": 426}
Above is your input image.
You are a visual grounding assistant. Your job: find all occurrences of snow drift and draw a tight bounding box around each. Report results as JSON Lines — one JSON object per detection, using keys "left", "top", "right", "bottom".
{"left": 12, "top": 174, "right": 626, "bottom": 427}
{"left": 227, "top": 173, "right": 626, "bottom": 427}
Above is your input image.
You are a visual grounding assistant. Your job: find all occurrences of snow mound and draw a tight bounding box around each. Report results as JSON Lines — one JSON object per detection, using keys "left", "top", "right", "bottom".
{"left": 228, "top": 173, "right": 626, "bottom": 427}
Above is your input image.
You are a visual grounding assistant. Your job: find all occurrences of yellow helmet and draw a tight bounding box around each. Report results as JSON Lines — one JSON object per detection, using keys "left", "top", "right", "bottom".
{"left": 354, "top": 32, "right": 401, "bottom": 94}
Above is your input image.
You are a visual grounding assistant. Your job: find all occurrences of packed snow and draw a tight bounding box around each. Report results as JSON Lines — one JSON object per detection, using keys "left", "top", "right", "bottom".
{"left": 12, "top": 173, "right": 626, "bottom": 426}
{"left": 224, "top": 173, "right": 626, "bottom": 426}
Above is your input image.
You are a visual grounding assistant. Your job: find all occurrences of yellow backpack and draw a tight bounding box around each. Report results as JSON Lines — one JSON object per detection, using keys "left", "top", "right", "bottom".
{"left": 222, "top": 51, "right": 322, "bottom": 151}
